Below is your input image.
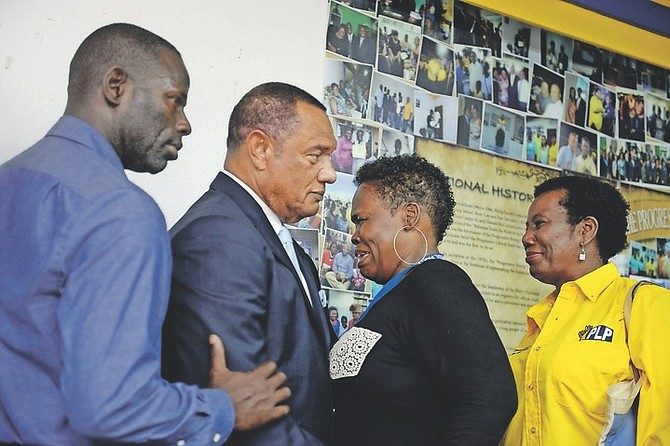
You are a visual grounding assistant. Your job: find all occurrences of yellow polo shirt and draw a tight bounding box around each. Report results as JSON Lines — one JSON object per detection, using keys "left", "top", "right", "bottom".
{"left": 501, "top": 263, "right": 670, "bottom": 445}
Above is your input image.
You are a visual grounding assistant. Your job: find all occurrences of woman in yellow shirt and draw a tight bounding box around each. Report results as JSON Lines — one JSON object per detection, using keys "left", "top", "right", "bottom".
{"left": 501, "top": 175, "right": 670, "bottom": 445}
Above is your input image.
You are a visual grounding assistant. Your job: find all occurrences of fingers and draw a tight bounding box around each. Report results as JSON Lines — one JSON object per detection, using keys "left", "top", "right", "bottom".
{"left": 208, "top": 334, "right": 229, "bottom": 388}
{"left": 249, "top": 360, "right": 278, "bottom": 379}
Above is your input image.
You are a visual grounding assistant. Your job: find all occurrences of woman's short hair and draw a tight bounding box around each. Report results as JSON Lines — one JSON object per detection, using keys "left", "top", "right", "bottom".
{"left": 349, "top": 303, "right": 363, "bottom": 313}
{"left": 354, "top": 154, "right": 455, "bottom": 243}
{"left": 534, "top": 175, "right": 630, "bottom": 260}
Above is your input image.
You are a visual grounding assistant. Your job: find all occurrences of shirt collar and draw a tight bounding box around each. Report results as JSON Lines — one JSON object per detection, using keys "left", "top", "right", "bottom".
{"left": 526, "top": 262, "right": 619, "bottom": 330}
{"left": 50, "top": 115, "right": 124, "bottom": 172}
{"left": 572, "top": 262, "right": 620, "bottom": 301}
{"left": 221, "top": 170, "right": 283, "bottom": 234}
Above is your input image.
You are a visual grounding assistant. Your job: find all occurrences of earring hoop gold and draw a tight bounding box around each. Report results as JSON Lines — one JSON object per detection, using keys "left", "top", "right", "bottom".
{"left": 393, "top": 225, "right": 429, "bottom": 265}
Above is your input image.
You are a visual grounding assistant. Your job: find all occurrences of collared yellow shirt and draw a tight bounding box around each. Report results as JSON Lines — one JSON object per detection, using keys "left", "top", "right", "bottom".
{"left": 501, "top": 263, "right": 670, "bottom": 445}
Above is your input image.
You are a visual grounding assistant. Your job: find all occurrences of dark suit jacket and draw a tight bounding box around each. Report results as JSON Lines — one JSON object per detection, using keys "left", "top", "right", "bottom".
{"left": 351, "top": 34, "right": 376, "bottom": 65}
{"left": 162, "top": 172, "right": 334, "bottom": 445}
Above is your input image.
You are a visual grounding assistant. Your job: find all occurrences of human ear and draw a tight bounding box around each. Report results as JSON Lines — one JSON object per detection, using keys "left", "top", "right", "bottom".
{"left": 579, "top": 216, "right": 599, "bottom": 246}
{"left": 246, "top": 130, "right": 274, "bottom": 171}
{"left": 102, "top": 66, "right": 128, "bottom": 106}
{"left": 404, "top": 202, "right": 421, "bottom": 228}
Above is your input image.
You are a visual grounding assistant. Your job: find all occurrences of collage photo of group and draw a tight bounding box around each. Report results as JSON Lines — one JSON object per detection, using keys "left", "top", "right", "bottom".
{"left": 298, "top": 0, "right": 670, "bottom": 330}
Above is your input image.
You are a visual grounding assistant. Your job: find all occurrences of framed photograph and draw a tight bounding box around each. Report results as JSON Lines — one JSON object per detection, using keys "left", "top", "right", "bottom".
{"left": 379, "top": 128, "right": 415, "bottom": 156}
{"left": 323, "top": 172, "right": 357, "bottom": 235}
{"left": 617, "top": 87, "right": 646, "bottom": 142}
{"left": 563, "top": 72, "right": 589, "bottom": 127}
{"left": 480, "top": 102, "right": 525, "bottom": 158}
{"left": 524, "top": 116, "right": 559, "bottom": 167}
{"left": 368, "top": 71, "right": 417, "bottom": 131}
{"left": 540, "top": 30, "right": 572, "bottom": 75}
{"left": 501, "top": 16, "right": 540, "bottom": 63}
{"left": 454, "top": 44, "right": 493, "bottom": 100}
{"left": 645, "top": 92, "right": 670, "bottom": 143}
{"left": 586, "top": 83, "right": 616, "bottom": 137}
{"left": 452, "top": 0, "right": 502, "bottom": 57}
{"left": 377, "top": 15, "right": 422, "bottom": 82}
{"left": 658, "top": 238, "right": 670, "bottom": 279}
{"left": 327, "top": 2, "right": 379, "bottom": 62}
{"left": 637, "top": 61, "right": 667, "bottom": 96}
{"left": 423, "top": 0, "right": 453, "bottom": 42}
{"left": 415, "top": 36, "right": 455, "bottom": 96}
{"left": 602, "top": 49, "right": 637, "bottom": 89}
{"left": 414, "top": 90, "right": 458, "bottom": 143}
{"left": 557, "top": 122, "right": 597, "bottom": 175}
{"left": 492, "top": 53, "right": 531, "bottom": 112}
{"left": 456, "top": 95, "right": 484, "bottom": 149}
{"left": 528, "top": 63, "right": 565, "bottom": 119}
{"left": 571, "top": 39, "right": 603, "bottom": 82}
{"left": 324, "top": 57, "right": 374, "bottom": 120}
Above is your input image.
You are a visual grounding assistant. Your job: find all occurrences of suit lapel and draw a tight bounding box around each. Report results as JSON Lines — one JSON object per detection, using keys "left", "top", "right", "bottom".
{"left": 211, "top": 173, "right": 331, "bottom": 350}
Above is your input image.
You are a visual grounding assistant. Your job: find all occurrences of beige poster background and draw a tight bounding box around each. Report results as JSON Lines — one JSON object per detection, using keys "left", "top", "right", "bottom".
{"left": 417, "top": 139, "right": 557, "bottom": 351}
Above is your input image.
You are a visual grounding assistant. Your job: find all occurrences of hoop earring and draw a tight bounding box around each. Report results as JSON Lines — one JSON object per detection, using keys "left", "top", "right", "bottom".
{"left": 393, "top": 225, "right": 429, "bottom": 265}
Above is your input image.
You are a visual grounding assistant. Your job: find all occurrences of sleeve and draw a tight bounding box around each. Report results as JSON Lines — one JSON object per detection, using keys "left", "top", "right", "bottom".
{"left": 163, "top": 210, "right": 272, "bottom": 387}
{"left": 628, "top": 284, "right": 670, "bottom": 444}
{"left": 409, "top": 265, "right": 517, "bottom": 445}
{"left": 163, "top": 209, "right": 326, "bottom": 445}
{"left": 58, "top": 189, "right": 234, "bottom": 444}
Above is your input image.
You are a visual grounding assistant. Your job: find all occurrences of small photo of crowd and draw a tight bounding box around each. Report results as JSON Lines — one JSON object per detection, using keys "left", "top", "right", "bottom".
{"left": 320, "top": 228, "right": 369, "bottom": 294}
{"left": 492, "top": 53, "right": 531, "bottom": 112}
{"left": 369, "top": 71, "right": 416, "bottom": 134}
{"left": 600, "top": 139, "right": 669, "bottom": 185}
{"left": 376, "top": 15, "right": 422, "bottom": 82}
{"left": 454, "top": 44, "right": 493, "bottom": 100}
{"left": 415, "top": 36, "right": 455, "bottom": 96}
{"left": 524, "top": 117, "right": 559, "bottom": 166}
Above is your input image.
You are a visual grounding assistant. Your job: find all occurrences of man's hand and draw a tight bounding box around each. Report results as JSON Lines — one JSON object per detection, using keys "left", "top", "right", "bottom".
{"left": 208, "top": 334, "right": 291, "bottom": 431}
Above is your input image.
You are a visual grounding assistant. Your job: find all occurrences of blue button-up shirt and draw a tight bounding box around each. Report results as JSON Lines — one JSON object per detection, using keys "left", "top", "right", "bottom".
{"left": 0, "top": 116, "right": 234, "bottom": 445}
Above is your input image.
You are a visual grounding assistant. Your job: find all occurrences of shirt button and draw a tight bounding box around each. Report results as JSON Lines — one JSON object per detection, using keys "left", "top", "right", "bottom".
{"left": 530, "top": 427, "right": 537, "bottom": 434}
{"left": 535, "top": 346, "right": 541, "bottom": 351}
{"left": 527, "top": 383, "right": 535, "bottom": 390}
{"left": 213, "top": 433, "right": 221, "bottom": 443}
{"left": 177, "top": 441, "right": 185, "bottom": 446}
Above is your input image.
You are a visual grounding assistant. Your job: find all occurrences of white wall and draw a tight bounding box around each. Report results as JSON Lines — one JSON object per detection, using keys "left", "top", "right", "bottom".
{"left": 0, "top": 0, "right": 328, "bottom": 227}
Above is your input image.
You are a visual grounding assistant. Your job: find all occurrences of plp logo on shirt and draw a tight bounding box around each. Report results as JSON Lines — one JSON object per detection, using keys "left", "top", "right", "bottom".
{"left": 578, "top": 324, "right": 614, "bottom": 342}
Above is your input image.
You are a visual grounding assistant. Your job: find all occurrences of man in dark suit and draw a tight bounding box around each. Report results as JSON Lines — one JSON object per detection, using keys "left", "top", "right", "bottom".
{"left": 351, "top": 24, "right": 376, "bottom": 65}
{"left": 162, "top": 82, "right": 337, "bottom": 445}
{"left": 457, "top": 103, "right": 471, "bottom": 147}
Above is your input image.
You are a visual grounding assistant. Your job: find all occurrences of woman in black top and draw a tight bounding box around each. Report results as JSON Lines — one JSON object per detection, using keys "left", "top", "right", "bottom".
{"left": 329, "top": 155, "right": 516, "bottom": 445}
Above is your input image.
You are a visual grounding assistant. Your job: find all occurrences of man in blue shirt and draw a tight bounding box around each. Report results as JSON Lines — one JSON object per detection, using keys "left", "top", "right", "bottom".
{"left": 325, "top": 243, "right": 355, "bottom": 290}
{"left": 0, "top": 23, "right": 289, "bottom": 445}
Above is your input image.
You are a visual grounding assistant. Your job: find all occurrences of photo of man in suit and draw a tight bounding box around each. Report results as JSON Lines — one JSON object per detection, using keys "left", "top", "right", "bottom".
{"left": 351, "top": 24, "right": 376, "bottom": 65}
{"left": 162, "top": 82, "right": 338, "bottom": 445}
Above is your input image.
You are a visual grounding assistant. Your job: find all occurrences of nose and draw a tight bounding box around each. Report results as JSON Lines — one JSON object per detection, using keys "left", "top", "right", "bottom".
{"left": 319, "top": 156, "right": 337, "bottom": 184}
{"left": 521, "top": 227, "right": 534, "bottom": 249}
{"left": 177, "top": 109, "right": 192, "bottom": 136}
{"left": 351, "top": 228, "right": 360, "bottom": 246}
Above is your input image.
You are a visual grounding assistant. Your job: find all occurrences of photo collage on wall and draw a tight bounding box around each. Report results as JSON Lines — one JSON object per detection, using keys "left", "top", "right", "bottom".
{"left": 304, "top": 0, "right": 670, "bottom": 327}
